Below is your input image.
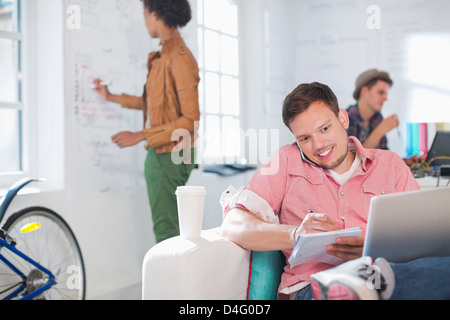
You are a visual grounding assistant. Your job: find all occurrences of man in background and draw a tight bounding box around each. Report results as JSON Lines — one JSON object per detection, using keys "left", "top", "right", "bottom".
{"left": 346, "top": 69, "right": 398, "bottom": 150}
{"left": 347, "top": 69, "right": 420, "bottom": 166}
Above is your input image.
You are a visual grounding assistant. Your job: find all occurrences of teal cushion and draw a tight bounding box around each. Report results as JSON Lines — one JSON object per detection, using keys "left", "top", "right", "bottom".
{"left": 247, "top": 251, "right": 285, "bottom": 300}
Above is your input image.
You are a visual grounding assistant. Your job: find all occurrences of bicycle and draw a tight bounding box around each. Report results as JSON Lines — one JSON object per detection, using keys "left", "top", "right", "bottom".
{"left": 0, "top": 178, "right": 86, "bottom": 300}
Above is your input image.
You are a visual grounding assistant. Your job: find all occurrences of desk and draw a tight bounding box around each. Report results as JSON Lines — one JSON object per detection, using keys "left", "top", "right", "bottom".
{"left": 416, "top": 176, "right": 450, "bottom": 188}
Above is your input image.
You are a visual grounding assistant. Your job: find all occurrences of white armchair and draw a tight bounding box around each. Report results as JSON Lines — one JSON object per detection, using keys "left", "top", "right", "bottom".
{"left": 142, "top": 228, "right": 285, "bottom": 300}
{"left": 142, "top": 228, "right": 250, "bottom": 300}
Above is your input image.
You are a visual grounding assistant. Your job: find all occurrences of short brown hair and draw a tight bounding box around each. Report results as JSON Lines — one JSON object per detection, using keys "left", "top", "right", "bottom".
{"left": 282, "top": 82, "right": 339, "bottom": 130}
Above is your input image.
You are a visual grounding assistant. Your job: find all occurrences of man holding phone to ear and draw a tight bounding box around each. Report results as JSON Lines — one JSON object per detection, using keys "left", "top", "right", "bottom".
{"left": 220, "top": 82, "right": 420, "bottom": 300}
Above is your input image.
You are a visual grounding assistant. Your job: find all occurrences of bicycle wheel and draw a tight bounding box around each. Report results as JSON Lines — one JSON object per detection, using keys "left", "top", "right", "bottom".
{"left": 0, "top": 207, "right": 86, "bottom": 300}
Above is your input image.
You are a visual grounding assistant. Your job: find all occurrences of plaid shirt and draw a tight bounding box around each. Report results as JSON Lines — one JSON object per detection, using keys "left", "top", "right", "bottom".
{"left": 346, "top": 104, "right": 388, "bottom": 150}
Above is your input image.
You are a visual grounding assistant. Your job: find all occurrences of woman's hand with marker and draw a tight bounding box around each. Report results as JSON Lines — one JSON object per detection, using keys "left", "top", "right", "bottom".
{"left": 92, "top": 78, "right": 112, "bottom": 101}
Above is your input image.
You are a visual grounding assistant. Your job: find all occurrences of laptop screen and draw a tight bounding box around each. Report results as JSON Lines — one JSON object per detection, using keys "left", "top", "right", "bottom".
{"left": 426, "top": 131, "right": 450, "bottom": 167}
{"left": 363, "top": 187, "right": 450, "bottom": 263}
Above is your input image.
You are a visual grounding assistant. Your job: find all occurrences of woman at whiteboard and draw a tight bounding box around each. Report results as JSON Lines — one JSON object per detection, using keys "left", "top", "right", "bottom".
{"left": 93, "top": 0, "right": 200, "bottom": 243}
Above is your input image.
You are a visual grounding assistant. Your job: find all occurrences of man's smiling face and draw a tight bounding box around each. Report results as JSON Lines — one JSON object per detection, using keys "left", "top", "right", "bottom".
{"left": 291, "top": 101, "right": 353, "bottom": 174}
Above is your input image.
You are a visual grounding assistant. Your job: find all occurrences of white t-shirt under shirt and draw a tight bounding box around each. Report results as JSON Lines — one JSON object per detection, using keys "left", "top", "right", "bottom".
{"left": 328, "top": 152, "right": 362, "bottom": 185}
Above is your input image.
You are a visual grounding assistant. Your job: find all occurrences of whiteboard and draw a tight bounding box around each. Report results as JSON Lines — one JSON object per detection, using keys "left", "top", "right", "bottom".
{"left": 268, "top": 0, "right": 450, "bottom": 157}
{"left": 64, "top": 0, "right": 154, "bottom": 195}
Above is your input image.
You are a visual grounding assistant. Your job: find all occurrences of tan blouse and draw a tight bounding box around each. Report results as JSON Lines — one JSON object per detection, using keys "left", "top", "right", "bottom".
{"left": 119, "top": 30, "right": 200, "bottom": 154}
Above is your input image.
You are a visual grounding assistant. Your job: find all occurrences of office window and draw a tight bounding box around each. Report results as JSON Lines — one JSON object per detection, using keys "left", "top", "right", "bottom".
{"left": 197, "top": 0, "right": 241, "bottom": 164}
{"left": 0, "top": 0, "right": 22, "bottom": 173}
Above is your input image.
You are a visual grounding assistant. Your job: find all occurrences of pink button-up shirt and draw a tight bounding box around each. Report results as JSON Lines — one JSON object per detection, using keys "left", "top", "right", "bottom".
{"left": 245, "top": 137, "right": 420, "bottom": 295}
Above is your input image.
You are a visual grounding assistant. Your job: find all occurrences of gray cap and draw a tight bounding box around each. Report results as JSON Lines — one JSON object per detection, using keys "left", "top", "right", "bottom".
{"left": 353, "top": 69, "right": 393, "bottom": 100}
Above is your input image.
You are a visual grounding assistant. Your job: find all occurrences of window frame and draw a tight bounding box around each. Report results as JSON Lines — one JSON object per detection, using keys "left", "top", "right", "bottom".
{"left": 196, "top": 0, "right": 243, "bottom": 165}
{"left": 0, "top": 0, "right": 63, "bottom": 191}
{"left": 0, "top": 0, "right": 26, "bottom": 186}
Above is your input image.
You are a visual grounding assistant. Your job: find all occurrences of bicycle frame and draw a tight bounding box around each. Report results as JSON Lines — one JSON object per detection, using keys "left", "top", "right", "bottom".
{"left": 0, "top": 178, "right": 56, "bottom": 300}
{"left": 0, "top": 237, "right": 56, "bottom": 300}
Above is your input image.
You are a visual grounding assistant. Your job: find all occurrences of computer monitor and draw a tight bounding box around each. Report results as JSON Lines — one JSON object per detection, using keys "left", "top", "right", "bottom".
{"left": 426, "top": 131, "right": 450, "bottom": 167}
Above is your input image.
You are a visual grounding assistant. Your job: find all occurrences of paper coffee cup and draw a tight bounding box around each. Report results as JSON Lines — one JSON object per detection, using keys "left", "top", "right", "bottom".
{"left": 175, "top": 186, "right": 206, "bottom": 239}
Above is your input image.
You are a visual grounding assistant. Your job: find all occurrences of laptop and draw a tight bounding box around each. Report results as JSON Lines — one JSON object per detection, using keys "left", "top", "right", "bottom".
{"left": 426, "top": 131, "right": 450, "bottom": 167}
{"left": 363, "top": 187, "right": 450, "bottom": 263}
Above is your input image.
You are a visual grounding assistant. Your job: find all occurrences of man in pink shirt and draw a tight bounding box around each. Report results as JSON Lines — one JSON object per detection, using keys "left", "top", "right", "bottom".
{"left": 220, "top": 82, "right": 421, "bottom": 299}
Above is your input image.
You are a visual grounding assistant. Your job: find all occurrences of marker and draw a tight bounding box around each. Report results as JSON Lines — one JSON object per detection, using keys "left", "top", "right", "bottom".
{"left": 308, "top": 210, "right": 317, "bottom": 217}
{"left": 395, "top": 115, "right": 401, "bottom": 138}
{"left": 90, "top": 81, "right": 112, "bottom": 90}
{"left": 308, "top": 210, "right": 325, "bottom": 218}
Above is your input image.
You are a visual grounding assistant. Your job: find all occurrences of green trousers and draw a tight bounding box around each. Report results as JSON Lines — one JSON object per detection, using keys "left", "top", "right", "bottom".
{"left": 144, "top": 148, "right": 195, "bottom": 243}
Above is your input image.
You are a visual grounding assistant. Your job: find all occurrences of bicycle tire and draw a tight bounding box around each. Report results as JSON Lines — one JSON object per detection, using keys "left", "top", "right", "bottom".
{"left": 0, "top": 207, "right": 86, "bottom": 300}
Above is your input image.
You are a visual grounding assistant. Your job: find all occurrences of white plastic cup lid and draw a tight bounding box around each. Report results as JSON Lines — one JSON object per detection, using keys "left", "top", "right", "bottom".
{"left": 175, "top": 186, "right": 206, "bottom": 196}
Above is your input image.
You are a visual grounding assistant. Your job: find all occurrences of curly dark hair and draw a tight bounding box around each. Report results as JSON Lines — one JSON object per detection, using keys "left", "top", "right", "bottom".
{"left": 141, "top": 0, "right": 191, "bottom": 28}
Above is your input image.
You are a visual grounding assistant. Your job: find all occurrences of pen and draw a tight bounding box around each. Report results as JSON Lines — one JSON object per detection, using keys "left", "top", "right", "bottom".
{"left": 90, "top": 81, "right": 112, "bottom": 89}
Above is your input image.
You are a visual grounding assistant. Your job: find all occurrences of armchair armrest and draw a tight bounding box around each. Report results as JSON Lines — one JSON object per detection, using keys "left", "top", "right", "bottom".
{"left": 142, "top": 228, "right": 251, "bottom": 300}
